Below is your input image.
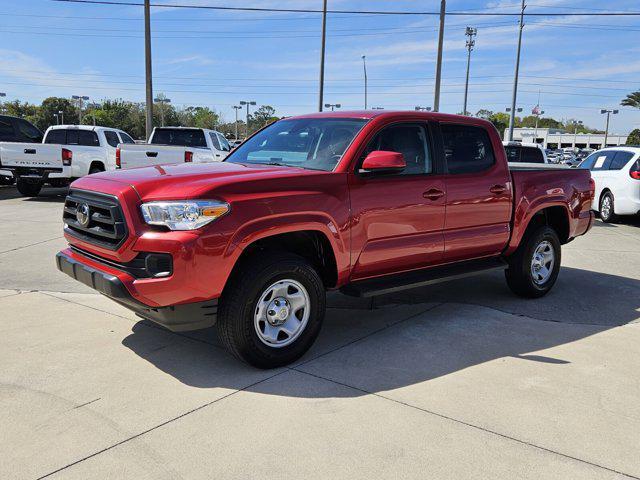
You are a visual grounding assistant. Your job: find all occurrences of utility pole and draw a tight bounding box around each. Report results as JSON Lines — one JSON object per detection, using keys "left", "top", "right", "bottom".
{"left": 433, "top": 0, "right": 446, "bottom": 112}
{"left": 601, "top": 109, "right": 619, "bottom": 147}
{"left": 462, "top": 27, "right": 476, "bottom": 116}
{"left": 508, "top": 0, "right": 526, "bottom": 141}
{"left": 318, "top": 0, "right": 328, "bottom": 112}
{"left": 72, "top": 95, "right": 89, "bottom": 124}
{"left": 144, "top": 0, "right": 154, "bottom": 140}
{"left": 240, "top": 100, "right": 256, "bottom": 138}
{"left": 324, "top": 103, "right": 341, "bottom": 112}
{"left": 361, "top": 55, "right": 368, "bottom": 110}
{"left": 233, "top": 105, "right": 242, "bottom": 140}
{"left": 154, "top": 95, "right": 171, "bottom": 127}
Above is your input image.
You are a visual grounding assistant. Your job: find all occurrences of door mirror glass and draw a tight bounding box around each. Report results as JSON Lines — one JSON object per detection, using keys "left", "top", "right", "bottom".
{"left": 360, "top": 150, "right": 406, "bottom": 174}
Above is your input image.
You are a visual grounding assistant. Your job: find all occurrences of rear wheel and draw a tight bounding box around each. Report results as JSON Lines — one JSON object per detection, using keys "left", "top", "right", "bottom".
{"left": 89, "top": 165, "right": 104, "bottom": 175}
{"left": 505, "top": 226, "right": 561, "bottom": 298}
{"left": 16, "top": 178, "right": 42, "bottom": 197}
{"left": 599, "top": 192, "right": 617, "bottom": 223}
{"left": 217, "top": 252, "right": 326, "bottom": 368}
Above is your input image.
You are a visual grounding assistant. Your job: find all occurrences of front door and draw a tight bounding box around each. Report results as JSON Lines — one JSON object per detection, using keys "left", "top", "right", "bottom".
{"left": 349, "top": 122, "right": 446, "bottom": 280}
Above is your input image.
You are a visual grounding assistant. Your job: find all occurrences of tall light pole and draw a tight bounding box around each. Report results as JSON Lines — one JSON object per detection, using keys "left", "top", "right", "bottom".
{"left": 59, "top": 110, "right": 64, "bottom": 125}
{"left": 433, "top": 0, "right": 446, "bottom": 112}
{"left": 53, "top": 113, "right": 59, "bottom": 125}
{"left": 233, "top": 105, "right": 242, "bottom": 140}
{"left": 462, "top": 26, "right": 476, "bottom": 116}
{"left": 144, "top": 0, "right": 154, "bottom": 140}
{"left": 318, "top": 0, "right": 328, "bottom": 112}
{"left": 533, "top": 108, "right": 544, "bottom": 138}
{"left": 601, "top": 109, "right": 619, "bottom": 147}
{"left": 415, "top": 106, "right": 432, "bottom": 112}
{"left": 154, "top": 95, "right": 171, "bottom": 127}
{"left": 361, "top": 55, "right": 368, "bottom": 110}
{"left": 72, "top": 95, "right": 89, "bottom": 124}
{"left": 324, "top": 103, "right": 341, "bottom": 112}
{"left": 240, "top": 100, "right": 256, "bottom": 138}
{"left": 508, "top": 0, "right": 526, "bottom": 141}
{"left": 573, "top": 120, "right": 583, "bottom": 149}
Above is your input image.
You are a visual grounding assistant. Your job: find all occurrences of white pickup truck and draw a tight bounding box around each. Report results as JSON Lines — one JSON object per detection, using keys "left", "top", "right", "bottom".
{"left": 0, "top": 125, "right": 136, "bottom": 197}
{"left": 117, "top": 127, "right": 231, "bottom": 169}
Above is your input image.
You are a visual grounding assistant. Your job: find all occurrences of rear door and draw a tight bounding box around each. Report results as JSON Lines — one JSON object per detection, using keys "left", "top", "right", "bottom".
{"left": 583, "top": 150, "right": 616, "bottom": 206}
{"left": 439, "top": 123, "right": 512, "bottom": 262}
{"left": 349, "top": 121, "right": 446, "bottom": 280}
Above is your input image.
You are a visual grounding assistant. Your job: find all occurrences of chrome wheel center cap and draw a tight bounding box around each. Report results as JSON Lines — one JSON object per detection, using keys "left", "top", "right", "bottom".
{"left": 266, "top": 297, "right": 290, "bottom": 326}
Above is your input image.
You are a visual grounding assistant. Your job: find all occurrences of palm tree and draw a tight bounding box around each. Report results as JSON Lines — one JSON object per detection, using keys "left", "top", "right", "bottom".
{"left": 621, "top": 91, "right": 640, "bottom": 108}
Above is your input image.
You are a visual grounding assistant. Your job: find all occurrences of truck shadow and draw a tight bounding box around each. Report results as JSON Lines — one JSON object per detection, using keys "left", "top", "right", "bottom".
{"left": 0, "top": 186, "right": 68, "bottom": 202}
{"left": 121, "top": 266, "right": 639, "bottom": 396}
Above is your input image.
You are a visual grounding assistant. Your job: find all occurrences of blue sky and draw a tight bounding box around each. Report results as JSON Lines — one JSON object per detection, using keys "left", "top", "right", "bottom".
{"left": 2, "top": 0, "right": 640, "bottom": 133}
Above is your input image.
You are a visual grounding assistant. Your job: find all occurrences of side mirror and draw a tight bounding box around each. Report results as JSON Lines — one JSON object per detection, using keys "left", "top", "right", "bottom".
{"left": 360, "top": 150, "right": 406, "bottom": 174}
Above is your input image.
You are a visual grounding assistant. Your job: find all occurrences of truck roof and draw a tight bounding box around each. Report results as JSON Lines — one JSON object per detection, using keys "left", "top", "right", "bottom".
{"left": 48, "top": 124, "right": 127, "bottom": 133}
{"left": 291, "top": 110, "right": 485, "bottom": 121}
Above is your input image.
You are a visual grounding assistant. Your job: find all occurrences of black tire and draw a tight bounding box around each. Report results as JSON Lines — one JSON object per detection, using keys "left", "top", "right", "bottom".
{"left": 505, "top": 226, "right": 561, "bottom": 298}
{"left": 599, "top": 191, "right": 617, "bottom": 223}
{"left": 16, "top": 178, "right": 42, "bottom": 197}
{"left": 217, "top": 252, "right": 326, "bottom": 368}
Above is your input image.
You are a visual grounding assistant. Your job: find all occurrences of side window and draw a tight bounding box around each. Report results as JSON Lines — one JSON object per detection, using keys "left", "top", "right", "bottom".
{"left": 119, "top": 132, "right": 135, "bottom": 144}
{"left": 78, "top": 130, "right": 99, "bottom": 147}
{"left": 66, "top": 129, "right": 79, "bottom": 145}
{"left": 0, "top": 119, "right": 15, "bottom": 140}
{"left": 209, "top": 132, "right": 221, "bottom": 150}
{"left": 218, "top": 133, "right": 231, "bottom": 152}
{"left": 104, "top": 131, "right": 120, "bottom": 148}
{"left": 44, "top": 129, "right": 66, "bottom": 144}
{"left": 441, "top": 124, "right": 495, "bottom": 174}
{"left": 579, "top": 152, "right": 598, "bottom": 170}
{"left": 609, "top": 151, "right": 635, "bottom": 170}
{"left": 17, "top": 120, "right": 43, "bottom": 142}
{"left": 361, "top": 123, "right": 431, "bottom": 175}
{"left": 591, "top": 152, "right": 615, "bottom": 171}
{"left": 521, "top": 147, "right": 545, "bottom": 163}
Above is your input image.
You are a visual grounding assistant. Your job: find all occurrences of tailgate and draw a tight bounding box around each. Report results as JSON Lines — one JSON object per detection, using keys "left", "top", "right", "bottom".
{"left": 120, "top": 144, "right": 186, "bottom": 169}
{"left": 0, "top": 142, "right": 62, "bottom": 168}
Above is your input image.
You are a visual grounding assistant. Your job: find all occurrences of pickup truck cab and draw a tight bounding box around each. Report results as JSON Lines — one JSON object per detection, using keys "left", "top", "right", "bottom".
{"left": 117, "top": 127, "right": 231, "bottom": 169}
{"left": 503, "top": 141, "right": 548, "bottom": 164}
{"left": 0, "top": 115, "right": 44, "bottom": 184}
{"left": 1, "top": 125, "right": 135, "bottom": 197}
{"left": 57, "top": 111, "right": 594, "bottom": 368}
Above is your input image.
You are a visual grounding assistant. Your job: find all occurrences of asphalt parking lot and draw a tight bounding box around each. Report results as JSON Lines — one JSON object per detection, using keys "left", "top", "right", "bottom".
{"left": 2, "top": 185, "right": 640, "bottom": 479}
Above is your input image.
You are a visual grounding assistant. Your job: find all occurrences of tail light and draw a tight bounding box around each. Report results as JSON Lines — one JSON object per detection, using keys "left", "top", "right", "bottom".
{"left": 184, "top": 151, "right": 193, "bottom": 163}
{"left": 115, "top": 147, "right": 121, "bottom": 169}
{"left": 588, "top": 177, "right": 596, "bottom": 200}
{"left": 631, "top": 171, "right": 640, "bottom": 180}
{"left": 62, "top": 148, "right": 72, "bottom": 166}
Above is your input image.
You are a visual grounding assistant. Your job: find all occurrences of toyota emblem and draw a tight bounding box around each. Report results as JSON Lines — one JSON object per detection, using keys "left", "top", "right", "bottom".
{"left": 76, "top": 203, "right": 91, "bottom": 227}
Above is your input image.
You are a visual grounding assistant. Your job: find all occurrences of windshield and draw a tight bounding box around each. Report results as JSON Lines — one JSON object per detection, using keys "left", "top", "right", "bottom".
{"left": 226, "top": 118, "right": 368, "bottom": 171}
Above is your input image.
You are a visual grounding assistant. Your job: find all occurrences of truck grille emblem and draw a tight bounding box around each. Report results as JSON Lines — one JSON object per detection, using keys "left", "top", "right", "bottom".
{"left": 76, "top": 203, "right": 91, "bottom": 227}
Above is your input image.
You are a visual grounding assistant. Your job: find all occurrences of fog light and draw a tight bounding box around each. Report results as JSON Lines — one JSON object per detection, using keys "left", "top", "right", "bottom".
{"left": 145, "top": 253, "right": 173, "bottom": 278}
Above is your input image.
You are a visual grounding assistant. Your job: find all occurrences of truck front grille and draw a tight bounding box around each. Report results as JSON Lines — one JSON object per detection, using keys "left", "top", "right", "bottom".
{"left": 63, "top": 189, "right": 128, "bottom": 249}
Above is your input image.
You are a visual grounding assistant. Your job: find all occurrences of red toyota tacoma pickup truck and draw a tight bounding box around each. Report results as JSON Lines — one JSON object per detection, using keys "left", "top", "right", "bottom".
{"left": 56, "top": 111, "right": 594, "bottom": 368}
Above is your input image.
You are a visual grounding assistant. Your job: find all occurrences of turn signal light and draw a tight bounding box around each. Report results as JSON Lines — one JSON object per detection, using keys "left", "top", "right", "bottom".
{"left": 115, "top": 147, "right": 121, "bottom": 169}
{"left": 185, "top": 151, "right": 193, "bottom": 163}
{"left": 62, "top": 148, "right": 72, "bottom": 166}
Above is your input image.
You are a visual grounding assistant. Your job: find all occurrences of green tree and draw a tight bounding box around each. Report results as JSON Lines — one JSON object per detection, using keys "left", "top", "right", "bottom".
{"left": 626, "top": 128, "right": 640, "bottom": 145}
{"left": 35, "top": 97, "right": 78, "bottom": 131}
{"left": 248, "top": 105, "right": 278, "bottom": 134}
{"left": 621, "top": 91, "right": 640, "bottom": 108}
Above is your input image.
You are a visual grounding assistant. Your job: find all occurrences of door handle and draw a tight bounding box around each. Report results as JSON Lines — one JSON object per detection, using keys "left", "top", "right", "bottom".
{"left": 423, "top": 188, "right": 445, "bottom": 200}
{"left": 490, "top": 184, "right": 507, "bottom": 195}
{"left": 24, "top": 149, "right": 36, "bottom": 154}
{"left": 146, "top": 151, "right": 158, "bottom": 157}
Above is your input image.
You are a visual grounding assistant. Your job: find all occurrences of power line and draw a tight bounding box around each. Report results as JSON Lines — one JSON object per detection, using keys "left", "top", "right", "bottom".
{"left": 50, "top": 0, "right": 640, "bottom": 16}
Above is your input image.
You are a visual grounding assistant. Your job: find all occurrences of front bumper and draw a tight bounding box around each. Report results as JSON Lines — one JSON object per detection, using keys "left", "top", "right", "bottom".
{"left": 56, "top": 250, "right": 218, "bottom": 331}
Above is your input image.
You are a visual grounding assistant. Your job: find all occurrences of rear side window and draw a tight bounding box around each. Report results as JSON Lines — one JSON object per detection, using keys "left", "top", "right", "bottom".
{"left": 209, "top": 132, "right": 221, "bottom": 150}
{"left": 504, "top": 146, "right": 520, "bottom": 162}
{"left": 119, "top": 132, "right": 135, "bottom": 144}
{"left": 0, "top": 119, "right": 15, "bottom": 140}
{"left": 78, "top": 130, "right": 99, "bottom": 147}
{"left": 609, "top": 151, "right": 635, "bottom": 170}
{"left": 590, "top": 152, "right": 615, "bottom": 171}
{"left": 152, "top": 128, "right": 207, "bottom": 148}
{"left": 104, "top": 131, "right": 120, "bottom": 148}
{"left": 520, "top": 147, "right": 545, "bottom": 163}
{"left": 44, "top": 129, "right": 66, "bottom": 144}
{"left": 441, "top": 124, "right": 495, "bottom": 174}
{"left": 17, "top": 120, "right": 42, "bottom": 142}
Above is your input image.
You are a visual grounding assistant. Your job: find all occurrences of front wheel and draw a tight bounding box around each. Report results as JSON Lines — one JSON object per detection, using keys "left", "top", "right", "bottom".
{"left": 217, "top": 252, "right": 326, "bottom": 368}
{"left": 599, "top": 192, "right": 617, "bottom": 223}
{"left": 505, "top": 226, "right": 561, "bottom": 298}
{"left": 16, "top": 178, "right": 42, "bottom": 197}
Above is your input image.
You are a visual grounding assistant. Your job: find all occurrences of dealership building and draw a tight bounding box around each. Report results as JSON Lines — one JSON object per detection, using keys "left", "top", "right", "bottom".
{"left": 506, "top": 128, "right": 628, "bottom": 149}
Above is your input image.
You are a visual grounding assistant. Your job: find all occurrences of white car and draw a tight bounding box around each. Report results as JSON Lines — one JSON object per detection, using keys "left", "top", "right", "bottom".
{"left": 580, "top": 146, "right": 640, "bottom": 222}
{"left": 117, "top": 127, "right": 230, "bottom": 169}
{"left": 0, "top": 125, "right": 135, "bottom": 197}
{"left": 503, "top": 141, "right": 548, "bottom": 164}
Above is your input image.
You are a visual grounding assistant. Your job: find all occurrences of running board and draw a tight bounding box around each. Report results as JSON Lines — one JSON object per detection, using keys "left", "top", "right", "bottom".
{"left": 340, "top": 257, "right": 508, "bottom": 298}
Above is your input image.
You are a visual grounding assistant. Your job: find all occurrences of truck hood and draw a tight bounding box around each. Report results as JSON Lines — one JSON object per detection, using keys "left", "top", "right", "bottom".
{"left": 77, "top": 161, "right": 323, "bottom": 200}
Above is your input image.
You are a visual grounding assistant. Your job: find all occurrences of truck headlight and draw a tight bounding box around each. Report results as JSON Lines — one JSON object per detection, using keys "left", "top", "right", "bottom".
{"left": 140, "top": 200, "right": 230, "bottom": 231}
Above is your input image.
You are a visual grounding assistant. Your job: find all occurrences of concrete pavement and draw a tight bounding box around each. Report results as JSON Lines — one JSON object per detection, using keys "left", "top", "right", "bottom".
{"left": 1, "top": 185, "right": 640, "bottom": 479}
